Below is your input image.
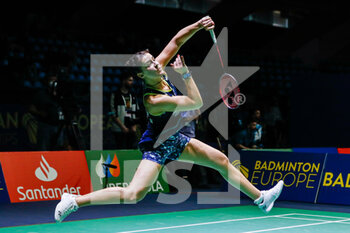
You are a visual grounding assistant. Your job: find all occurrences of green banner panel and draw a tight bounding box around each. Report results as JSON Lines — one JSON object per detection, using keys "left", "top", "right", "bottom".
{"left": 85, "top": 150, "right": 169, "bottom": 193}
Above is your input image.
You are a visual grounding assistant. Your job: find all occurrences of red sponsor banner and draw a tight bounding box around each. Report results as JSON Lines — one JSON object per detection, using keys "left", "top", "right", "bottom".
{"left": 0, "top": 151, "right": 92, "bottom": 203}
{"left": 338, "top": 148, "right": 350, "bottom": 154}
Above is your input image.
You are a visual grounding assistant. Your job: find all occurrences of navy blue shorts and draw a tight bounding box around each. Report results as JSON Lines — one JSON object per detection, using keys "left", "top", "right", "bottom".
{"left": 139, "top": 133, "right": 191, "bottom": 165}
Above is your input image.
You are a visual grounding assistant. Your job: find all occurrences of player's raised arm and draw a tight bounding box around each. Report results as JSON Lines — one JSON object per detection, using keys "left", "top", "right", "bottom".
{"left": 156, "top": 16, "right": 214, "bottom": 68}
{"left": 145, "top": 55, "right": 202, "bottom": 115}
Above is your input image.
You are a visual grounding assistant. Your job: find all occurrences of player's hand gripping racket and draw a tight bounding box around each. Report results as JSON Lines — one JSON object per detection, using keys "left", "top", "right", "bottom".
{"left": 209, "top": 29, "right": 241, "bottom": 109}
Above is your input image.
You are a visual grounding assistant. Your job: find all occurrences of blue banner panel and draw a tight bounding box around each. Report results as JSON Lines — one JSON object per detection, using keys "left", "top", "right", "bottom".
{"left": 239, "top": 151, "right": 326, "bottom": 202}
{"left": 0, "top": 163, "right": 10, "bottom": 203}
{"left": 317, "top": 154, "right": 350, "bottom": 205}
{"left": 293, "top": 148, "right": 338, "bottom": 154}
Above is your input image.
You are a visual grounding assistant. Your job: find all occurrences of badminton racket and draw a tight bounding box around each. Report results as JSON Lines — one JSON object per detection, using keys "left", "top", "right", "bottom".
{"left": 209, "top": 29, "right": 241, "bottom": 109}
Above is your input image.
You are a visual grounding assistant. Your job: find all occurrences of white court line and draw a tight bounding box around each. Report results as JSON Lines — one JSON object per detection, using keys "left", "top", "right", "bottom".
{"left": 276, "top": 215, "right": 350, "bottom": 225}
{"left": 115, "top": 213, "right": 295, "bottom": 233}
{"left": 291, "top": 213, "right": 349, "bottom": 219}
{"left": 333, "top": 221, "right": 350, "bottom": 225}
{"left": 243, "top": 218, "right": 350, "bottom": 233}
{"left": 283, "top": 214, "right": 350, "bottom": 225}
{"left": 276, "top": 216, "right": 328, "bottom": 222}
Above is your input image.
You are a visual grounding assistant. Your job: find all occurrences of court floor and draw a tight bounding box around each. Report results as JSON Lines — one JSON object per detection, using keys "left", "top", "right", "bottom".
{"left": 2, "top": 205, "right": 350, "bottom": 233}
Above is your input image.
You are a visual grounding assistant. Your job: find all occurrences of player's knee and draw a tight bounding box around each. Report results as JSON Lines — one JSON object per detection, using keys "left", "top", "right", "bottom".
{"left": 215, "top": 154, "right": 230, "bottom": 173}
{"left": 125, "top": 188, "right": 147, "bottom": 203}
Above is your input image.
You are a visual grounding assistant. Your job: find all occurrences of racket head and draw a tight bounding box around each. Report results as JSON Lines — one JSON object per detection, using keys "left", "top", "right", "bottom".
{"left": 219, "top": 73, "right": 242, "bottom": 109}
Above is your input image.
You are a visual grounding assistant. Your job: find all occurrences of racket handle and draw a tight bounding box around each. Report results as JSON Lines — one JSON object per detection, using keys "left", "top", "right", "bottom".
{"left": 209, "top": 29, "right": 217, "bottom": 44}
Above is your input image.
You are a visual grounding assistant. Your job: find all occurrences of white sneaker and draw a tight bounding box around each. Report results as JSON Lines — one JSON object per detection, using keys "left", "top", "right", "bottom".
{"left": 54, "top": 193, "right": 79, "bottom": 223}
{"left": 254, "top": 180, "right": 284, "bottom": 213}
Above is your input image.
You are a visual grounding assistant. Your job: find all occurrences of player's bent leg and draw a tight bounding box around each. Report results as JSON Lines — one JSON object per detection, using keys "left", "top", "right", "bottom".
{"left": 179, "top": 138, "right": 261, "bottom": 200}
{"left": 126, "top": 159, "right": 163, "bottom": 203}
{"left": 179, "top": 138, "right": 284, "bottom": 213}
{"left": 55, "top": 159, "right": 161, "bottom": 222}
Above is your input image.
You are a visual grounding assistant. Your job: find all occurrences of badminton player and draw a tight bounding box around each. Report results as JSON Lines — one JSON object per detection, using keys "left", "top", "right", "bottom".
{"left": 55, "top": 16, "right": 283, "bottom": 222}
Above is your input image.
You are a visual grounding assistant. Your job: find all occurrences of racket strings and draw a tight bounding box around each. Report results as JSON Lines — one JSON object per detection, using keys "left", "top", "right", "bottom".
{"left": 220, "top": 74, "right": 241, "bottom": 109}
{"left": 224, "top": 86, "right": 240, "bottom": 106}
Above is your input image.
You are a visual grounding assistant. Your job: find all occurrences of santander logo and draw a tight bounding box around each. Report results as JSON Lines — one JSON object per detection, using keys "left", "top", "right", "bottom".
{"left": 35, "top": 155, "right": 57, "bottom": 182}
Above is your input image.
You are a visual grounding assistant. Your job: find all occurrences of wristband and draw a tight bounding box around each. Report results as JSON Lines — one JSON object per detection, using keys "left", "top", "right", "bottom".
{"left": 182, "top": 71, "right": 192, "bottom": 79}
